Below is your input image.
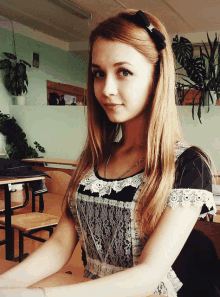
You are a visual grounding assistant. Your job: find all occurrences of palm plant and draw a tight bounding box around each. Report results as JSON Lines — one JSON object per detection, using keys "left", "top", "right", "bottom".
{"left": 172, "top": 33, "right": 220, "bottom": 123}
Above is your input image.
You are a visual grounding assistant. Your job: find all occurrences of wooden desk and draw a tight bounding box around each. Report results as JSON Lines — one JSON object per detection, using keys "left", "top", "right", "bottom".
{"left": 0, "top": 176, "right": 45, "bottom": 261}
{"left": 0, "top": 176, "right": 45, "bottom": 186}
{"left": 0, "top": 259, "right": 164, "bottom": 296}
{"left": 22, "top": 158, "right": 77, "bottom": 167}
{"left": 0, "top": 259, "right": 90, "bottom": 287}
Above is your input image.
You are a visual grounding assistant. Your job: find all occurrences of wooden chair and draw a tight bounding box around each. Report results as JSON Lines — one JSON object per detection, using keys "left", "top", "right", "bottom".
{"left": 0, "top": 183, "right": 31, "bottom": 214}
{"left": 0, "top": 170, "right": 71, "bottom": 262}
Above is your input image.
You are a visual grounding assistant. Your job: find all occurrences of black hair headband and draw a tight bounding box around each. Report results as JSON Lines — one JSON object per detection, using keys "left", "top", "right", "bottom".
{"left": 128, "top": 10, "right": 166, "bottom": 52}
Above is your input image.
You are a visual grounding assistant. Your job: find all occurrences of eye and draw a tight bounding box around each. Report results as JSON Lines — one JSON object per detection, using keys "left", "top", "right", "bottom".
{"left": 118, "top": 68, "right": 133, "bottom": 77}
{"left": 92, "top": 70, "right": 105, "bottom": 79}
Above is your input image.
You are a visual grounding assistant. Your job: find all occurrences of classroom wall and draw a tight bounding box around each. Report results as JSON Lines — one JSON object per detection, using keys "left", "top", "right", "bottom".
{"left": 9, "top": 106, "right": 87, "bottom": 161}
{"left": 0, "top": 27, "right": 11, "bottom": 152}
{"left": 0, "top": 26, "right": 88, "bottom": 106}
{"left": 178, "top": 105, "right": 220, "bottom": 170}
{"left": 173, "top": 30, "right": 220, "bottom": 170}
{"left": 0, "top": 26, "right": 88, "bottom": 160}
{"left": 1, "top": 25, "right": 220, "bottom": 169}
{"left": 0, "top": 70, "right": 10, "bottom": 154}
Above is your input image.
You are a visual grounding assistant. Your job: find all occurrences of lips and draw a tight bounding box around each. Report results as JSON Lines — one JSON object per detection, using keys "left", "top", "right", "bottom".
{"left": 104, "top": 103, "right": 121, "bottom": 106}
{"left": 104, "top": 103, "right": 122, "bottom": 111}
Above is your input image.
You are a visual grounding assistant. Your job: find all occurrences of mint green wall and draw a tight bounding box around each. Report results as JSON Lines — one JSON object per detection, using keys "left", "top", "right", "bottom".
{"left": 0, "top": 71, "right": 10, "bottom": 113}
{"left": 178, "top": 105, "right": 220, "bottom": 171}
{"left": 0, "top": 28, "right": 11, "bottom": 152}
{"left": 9, "top": 106, "right": 87, "bottom": 161}
{"left": 0, "top": 72, "right": 10, "bottom": 153}
{"left": 0, "top": 27, "right": 87, "bottom": 106}
{"left": 1, "top": 26, "right": 220, "bottom": 170}
{"left": 0, "top": 27, "right": 88, "bottom": 159}
{"left": 173, "top": 32, "right": 220, "bottom": 171}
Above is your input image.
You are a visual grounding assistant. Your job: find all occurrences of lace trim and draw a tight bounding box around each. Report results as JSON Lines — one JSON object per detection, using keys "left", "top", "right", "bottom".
{"left": 74, "top": 190, "right": 145, "bottom": 267}
{"left": 77, "top": 193, "right": 135, "bottom": 209}
{"left": 85, "top": 258, "right": 181, "bottom": 297}
{"left": 154, "top": 268, "right": 182, "bottom": 297}
{"left": 167, "top": 268, "right": 183, "bottom": 292}
{"left": 130, "top": 186, "right": 147, "bottom": 265}
{"left": 78, "top": 141, "right": 189, "bottom": 198}
{"left": 200, "top": 208, "right": 216, "bottom": 219}
{"left": 84, "top": 256, "right": 125, "bottom": 278}
{"left": 166, "top": 188, "right": 217, "bottom": 218}
{"left": 75, "top": 193, "right": 135, "bottom": 270}
{"left": 79, "top": 170, "right": 143, "bottom": 197}
{"left": 154, "top": 282, "right": 169, "bottom": 296}
{"left": 68, "top": 194, "right": 77, "bottom": 220}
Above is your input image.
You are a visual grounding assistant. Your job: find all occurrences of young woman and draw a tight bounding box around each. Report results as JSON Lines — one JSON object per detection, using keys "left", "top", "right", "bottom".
{"left": 0, "top": 9, "right": 216, "bottom": 297}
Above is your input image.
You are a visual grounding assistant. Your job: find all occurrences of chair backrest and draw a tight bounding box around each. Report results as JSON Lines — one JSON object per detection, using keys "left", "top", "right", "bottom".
{"left": 212, "top": 173, "right": 220, "bottom": 185}
{"left": 44, "top": 170, "right": 72, "bottom": 195}
{"left": 195, "top": 220, "right": 220, "bottom": 258}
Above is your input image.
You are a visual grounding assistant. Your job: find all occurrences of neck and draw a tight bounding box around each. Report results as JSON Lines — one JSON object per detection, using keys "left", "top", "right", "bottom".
{"left": 120, "top": 117, "right": 147, "bottom": 150}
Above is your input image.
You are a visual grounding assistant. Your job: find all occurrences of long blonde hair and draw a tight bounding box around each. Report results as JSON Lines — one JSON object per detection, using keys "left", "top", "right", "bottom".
{"left": 66, "top": 9, "right": 183, "bottom": 237}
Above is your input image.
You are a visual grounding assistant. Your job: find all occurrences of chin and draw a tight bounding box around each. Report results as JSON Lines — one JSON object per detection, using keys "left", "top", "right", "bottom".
{"left": 106, "top": 113, "right": 124, "bottom": 123}
{"left": 105, "top": 110, "right": 136, "bottom": 124}
{"left": 107, "top": 117, "right": 120, "bottom": 123}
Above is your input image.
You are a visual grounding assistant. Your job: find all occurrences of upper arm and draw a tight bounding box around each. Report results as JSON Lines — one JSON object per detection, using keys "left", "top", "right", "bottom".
{"left": 138, "top": 203, "right": 201, "bottom": 276}
{"left": 138, "top": 147, "right": 216, "bottom": 276}
{"left": 51, "top": 203, "right": 79, "bottom": 254}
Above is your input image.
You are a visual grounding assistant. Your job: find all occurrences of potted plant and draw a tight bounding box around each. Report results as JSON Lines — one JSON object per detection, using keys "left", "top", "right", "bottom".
{"left": 0, "top": 111, "right": 45, "bottom": 160}
{"left": 0, "top": 111, "right": 46, "bottom": 202}
{"left": 172, "top": 33, "right": 220, "bottom": 123}
{"left": 0, "top": 23, "right": 31, "bottom": 105}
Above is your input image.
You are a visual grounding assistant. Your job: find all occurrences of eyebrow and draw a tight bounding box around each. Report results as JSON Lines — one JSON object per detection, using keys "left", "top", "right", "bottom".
{"left": 91, "top": 62, "right": 132, "bottom": 68}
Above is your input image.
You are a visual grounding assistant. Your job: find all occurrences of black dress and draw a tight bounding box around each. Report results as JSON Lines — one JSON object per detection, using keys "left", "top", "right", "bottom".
{"left": 68, "top": 142, "right": 217, "bottom": 296}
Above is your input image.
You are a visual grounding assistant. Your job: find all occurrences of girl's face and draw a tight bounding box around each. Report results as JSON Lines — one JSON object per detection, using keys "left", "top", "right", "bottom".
{"left": 92, "top": 38, "right": 155, "bottom": 124}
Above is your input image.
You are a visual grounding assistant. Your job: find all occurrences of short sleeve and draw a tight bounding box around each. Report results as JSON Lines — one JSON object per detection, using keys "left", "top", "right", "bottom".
{"left": 166, "top": 147, "right": 217, "bottom": 218}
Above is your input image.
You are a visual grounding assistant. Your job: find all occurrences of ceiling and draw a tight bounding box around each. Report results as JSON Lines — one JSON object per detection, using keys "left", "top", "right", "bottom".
{"left": 0, "top": 0, "right": 220, "bottom": 52}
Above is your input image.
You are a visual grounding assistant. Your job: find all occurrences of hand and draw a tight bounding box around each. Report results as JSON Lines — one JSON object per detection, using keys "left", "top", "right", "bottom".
{"left": 0, "top": 287, "right": 43, "bottom": 297}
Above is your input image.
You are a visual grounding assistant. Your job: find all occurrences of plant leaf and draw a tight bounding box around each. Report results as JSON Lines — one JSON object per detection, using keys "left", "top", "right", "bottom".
{"left": 20, "top": 59, "right": 31, "bottom": 67}
{"left": 3, "top": 52, "right": 16, "bottom": 60}
{"left": 185, "top": 57, "right": 206, "bottom": 86}
{"left": 0, "top": 59, "right": 11, "bottom": 69}
{"left": 8, "top": 65, "right": 16, "bottom": 81}
{"left": 17, "top": 63, "right": 26, "bottom": 76}
{"left": 172, "top": 35, "right": 193, "bottom": 68}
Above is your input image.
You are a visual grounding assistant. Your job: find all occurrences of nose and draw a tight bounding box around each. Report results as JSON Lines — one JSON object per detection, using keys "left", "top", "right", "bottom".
{"left": 102, "top": 74, "right": 118, "bottom": 97}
